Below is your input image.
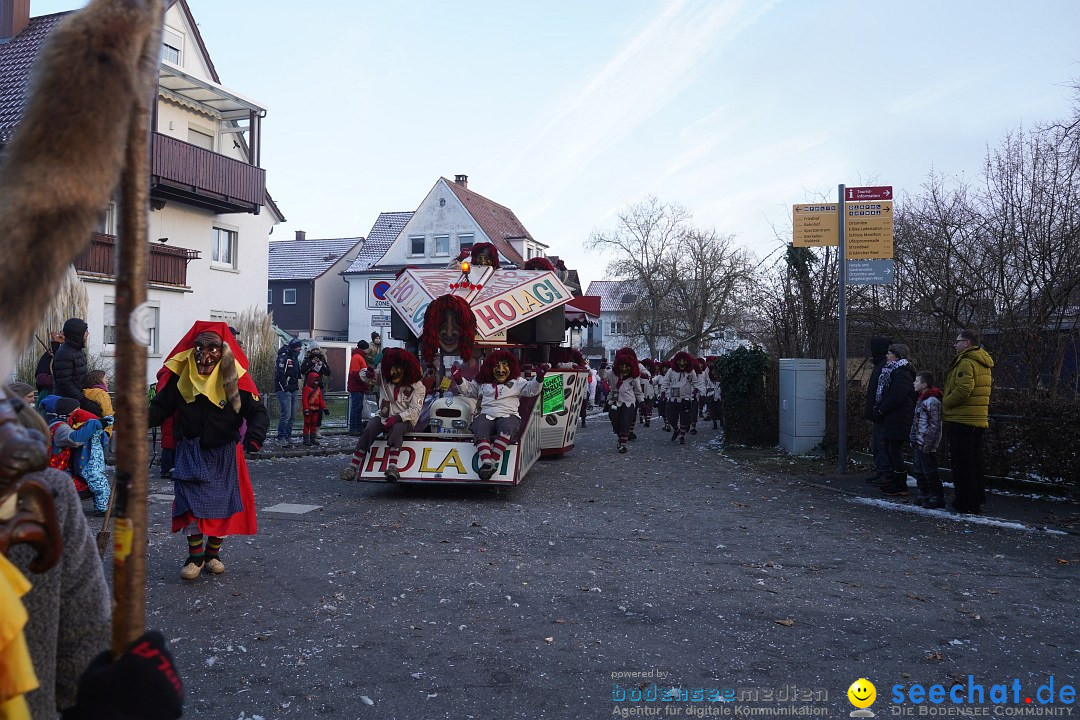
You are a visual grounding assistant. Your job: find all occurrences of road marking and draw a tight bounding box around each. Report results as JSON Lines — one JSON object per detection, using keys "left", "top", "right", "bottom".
{"left": 262, "top": 503, "right": 321, "bottom": 514}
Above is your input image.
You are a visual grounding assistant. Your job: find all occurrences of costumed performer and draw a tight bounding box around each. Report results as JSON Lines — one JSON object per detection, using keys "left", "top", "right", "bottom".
{"left": 603, "top": 349, "right": 643, "bottom": 453}
{"left": 660, "top": 351, "right": 703, "bottom": 445}
{"left": 452, "top": 350, "right": 544, "bottom": 480}
{"left": 341, "top": 348, "right": 425, "bottom": 482}
{"left": 148, "top": 321, "right": 268, "bottom": 581}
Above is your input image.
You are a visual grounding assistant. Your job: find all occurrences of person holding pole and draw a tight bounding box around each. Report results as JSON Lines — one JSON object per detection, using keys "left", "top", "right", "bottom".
{"left": 148, "top": 321, "right": 268, "bottom": 581}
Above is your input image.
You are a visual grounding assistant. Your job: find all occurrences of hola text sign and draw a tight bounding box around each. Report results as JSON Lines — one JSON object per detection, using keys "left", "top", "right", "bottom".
{"left": 845, "top": 201, "right": 893, "bottom": 259}
{"left": 358, "top": 440, "right": 516, "bottom": 482}
{"left": 793, "top": 204, "right": 839, "bottom": 247}
{"left": 470, "top": 270, "right": 574, "bottom": 338}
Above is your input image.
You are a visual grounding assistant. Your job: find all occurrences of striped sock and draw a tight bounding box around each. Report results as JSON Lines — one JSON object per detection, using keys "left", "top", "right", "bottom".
{"left": 350, "top": 451, "right": 366, "bottom": 470}
{"left": 387, "top": 448, "right": 400, "bottom": 469}
{"left": 187, "top": 534, "right": 204, "bottom": 564}
{"left": 205, "top": 536, "right": 223, "bottom": 560}
{"left": 491, "top": 435, "right": 511, "bottom": 466}
{"left": 476, "top": 439, "right": 493, "bottom": 466}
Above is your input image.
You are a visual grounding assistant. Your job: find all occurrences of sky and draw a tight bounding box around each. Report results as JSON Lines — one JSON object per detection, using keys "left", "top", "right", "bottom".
{"left": 28, "top": 0, "right": 1080, "bottom": 291}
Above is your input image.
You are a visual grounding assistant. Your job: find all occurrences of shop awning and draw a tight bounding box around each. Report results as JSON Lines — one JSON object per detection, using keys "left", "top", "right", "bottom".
{"left": 564, "top": 296, "right": 600, "bottom": 328}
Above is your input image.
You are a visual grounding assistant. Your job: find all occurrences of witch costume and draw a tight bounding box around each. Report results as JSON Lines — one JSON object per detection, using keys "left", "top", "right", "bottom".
{"left": 148, "top": 320, "right": 268, "bottom": 580}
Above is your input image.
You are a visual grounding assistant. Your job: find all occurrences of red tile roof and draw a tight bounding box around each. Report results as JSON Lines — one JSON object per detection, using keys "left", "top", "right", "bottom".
{"left": 444, "top": 179, "right": 528, "bottom": 267}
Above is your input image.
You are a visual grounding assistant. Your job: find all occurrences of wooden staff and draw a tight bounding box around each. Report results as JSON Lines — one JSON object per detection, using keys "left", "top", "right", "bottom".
{"left": 112, "top": 0, "right": 165, "bottom": 657}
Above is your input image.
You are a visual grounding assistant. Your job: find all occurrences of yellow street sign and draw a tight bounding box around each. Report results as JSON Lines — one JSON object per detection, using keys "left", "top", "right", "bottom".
{"left": 845, "top": 201, "right": 893, "bottom": 259}
{"left": 792, "top": 204, "right": 839, "bottom": 247}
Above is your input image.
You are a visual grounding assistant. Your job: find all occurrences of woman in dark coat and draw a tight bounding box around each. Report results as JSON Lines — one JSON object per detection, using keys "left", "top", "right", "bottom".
{"left": 872, "top": 343, "right": 917, "bottom": 496}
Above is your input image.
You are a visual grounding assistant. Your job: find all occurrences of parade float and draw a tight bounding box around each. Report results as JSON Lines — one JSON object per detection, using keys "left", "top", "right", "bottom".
{"left": 354, "top": 251, "right": 590, "bottom": 485}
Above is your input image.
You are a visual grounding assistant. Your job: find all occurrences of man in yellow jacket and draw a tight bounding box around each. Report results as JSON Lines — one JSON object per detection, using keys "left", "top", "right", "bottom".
{"left": 942, "top": 328, "right": 994, "bottom": 514}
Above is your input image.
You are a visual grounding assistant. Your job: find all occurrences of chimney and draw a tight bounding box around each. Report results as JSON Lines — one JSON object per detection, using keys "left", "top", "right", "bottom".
{"left": 454, "top": 174, "right": 468, "bottom": 189}
{"left": 0, "top": 0, "right": 30, "bottom": 43}
{"left": 295, "top": 230, "right": 306, "bottom": 241}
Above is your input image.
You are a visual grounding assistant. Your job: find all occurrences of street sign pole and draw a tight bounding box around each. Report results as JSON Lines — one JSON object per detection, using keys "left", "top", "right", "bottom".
{"left": 837, "top": 184, "right": 847, "bottom": 474}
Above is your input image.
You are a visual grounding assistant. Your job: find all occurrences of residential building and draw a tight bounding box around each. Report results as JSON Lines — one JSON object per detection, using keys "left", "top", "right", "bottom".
{"left": 267, "top": 231, "right": 363, "bottom": 341}
{"left": 583, "top": 280, "right": 650, "bottom": 363}
{"left": 0, "top": 0, "right": 283, "bottom": 382}
{"left": 342, "top": 175, "right": 545, "bottom": 345}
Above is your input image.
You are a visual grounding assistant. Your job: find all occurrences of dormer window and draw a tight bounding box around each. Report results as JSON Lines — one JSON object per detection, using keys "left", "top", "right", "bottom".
{"left": 161, "top": 27, "right": 184, "bottom": 65}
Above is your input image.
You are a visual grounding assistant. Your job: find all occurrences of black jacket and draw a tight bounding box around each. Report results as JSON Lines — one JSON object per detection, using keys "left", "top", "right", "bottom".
{"left": 52, "top": 335, "right": 103, "bottom": 417}
{"left": 863, "top": 336, "right": 892, "bottom": 421}
{"left": 274, "top": 346, "right": 300, "bottom": 392}
{"left": 873, "top": 362, "right": 916, "bottom": 441}
{"left": 299, "top": 352, "right": 332, "bottom": 381}
{"left": 148, "top": 375, "right": 268, "bottom": 451}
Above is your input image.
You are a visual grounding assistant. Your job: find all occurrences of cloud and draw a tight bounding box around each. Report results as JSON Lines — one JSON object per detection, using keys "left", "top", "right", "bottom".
{"left": 492, "top": 0, "right": 778, "bottom": 217}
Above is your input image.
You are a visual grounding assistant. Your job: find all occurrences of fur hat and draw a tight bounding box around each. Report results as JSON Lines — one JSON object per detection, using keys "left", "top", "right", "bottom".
{"left": 470, "top": 242, "right": 501, "bottom": 269}
{"left": 420, "top": 294, "right": 476, "bottom": 363}
{"left": 476, "top": 349, "right": 520, "bottom": 384}
{"left": 615, "top": 347, "right": 639, "bottom": 366}
{"left": 523, "top": 257, "right": 555, "bottom": 271}
{"left": 380, "top": 347, "right": 422, "bottom": 385}
{"left": 356, "top": 339, "right": 369, "bottom": 350}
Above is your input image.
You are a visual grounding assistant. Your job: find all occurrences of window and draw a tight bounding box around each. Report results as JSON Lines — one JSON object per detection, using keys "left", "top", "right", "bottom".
{"left": 611, "top": 321, "right": 630, "bottom": 335}
{"left": 283, "top": 289, "right": 296, "bottom": 305}
{"left": 434, "top": 235, "right": 450, "bottom": 257}
{"left": 161, "top": 43, "right": 180, "bottom": 64}
{"left": 188, "top": 128, "right": 214, "bottom": 151}
{"left": 210, "top": 310, "right": 238, "bottom": 321}
{"left": 458, "top": 234, "right": 474, "bottom": 253}
{"left": 211, "top": 227, "right": 237, "bottom": 269}
{"left": 526, "top": 248, "right": 533, "bottom": 260}
{"left": 267, "top": 289, "right": 273, "bottom": 305}
{"left": 95, "top": 201, "right": 117, "bottom": 235}
{"left": 409, "top": 236, "right": 425, "bottom": 256}
{"left": 104, "top": 300, "right": 159, "bottom": 353}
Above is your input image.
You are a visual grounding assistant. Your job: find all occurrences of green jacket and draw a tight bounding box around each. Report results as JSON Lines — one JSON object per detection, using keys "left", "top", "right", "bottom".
{"left": 942, "top": 345, "right": 994, "bottom": 428}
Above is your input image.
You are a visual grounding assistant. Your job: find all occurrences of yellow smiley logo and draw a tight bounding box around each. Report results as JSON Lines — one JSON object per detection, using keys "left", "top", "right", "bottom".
{"left": 847, "top": 678, "right": 876, "bottom": 708}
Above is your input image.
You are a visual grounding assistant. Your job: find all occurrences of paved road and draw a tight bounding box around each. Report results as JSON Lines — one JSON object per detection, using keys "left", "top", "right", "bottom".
{"left": 131, "top": 420, "right": 1080, "bottom": 720}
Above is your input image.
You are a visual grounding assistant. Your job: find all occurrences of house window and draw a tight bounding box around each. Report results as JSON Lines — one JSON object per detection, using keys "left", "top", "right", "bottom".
{"left": 188, "top": 127, "right": 214, "bottom": 151}
{"left": 211, "top": 227, "right": 237, "bottom": 269}
{"left": 526, "top": 248, "right": 533, "bottom": 260}
{"left": 95, "top": 201, "right": 117, "bottom": 236}
{"left": 161, "top": 27, "right": 183, "bottom": 65}
{"left": 434, "top": 235, "right": 450, "bottom": 257}
{"left": 210, "top": 310, "right": 238, "bottom": 321}
{"left": 161, "top": 43, "right": 180, "bottom": 64}
{"left": 458, "top": 234, "right": 474, "bottom": 253}
{"left": 267, "top": 289, "right": 273, "bottom": 305}
{"left": 283, "top": 289, "right": 296, "bottom": 305}
{"left": 104, "top": 300, "right": 159, "bottom": 352}
{"left": 611, "top": 321, "right": 630, "bottom": 335}
{"left": 409, "top": 236, "right": 425, "bottom": 256}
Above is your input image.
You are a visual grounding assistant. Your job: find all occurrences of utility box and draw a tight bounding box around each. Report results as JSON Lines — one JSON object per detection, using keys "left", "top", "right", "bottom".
{"left": 778, "top": 358, "right": 826, "bottom": 454}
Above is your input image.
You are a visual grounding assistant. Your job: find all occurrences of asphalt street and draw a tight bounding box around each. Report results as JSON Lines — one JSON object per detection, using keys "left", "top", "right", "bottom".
{"left": 121, "top": 417, "right": 1079, "bottom": 720}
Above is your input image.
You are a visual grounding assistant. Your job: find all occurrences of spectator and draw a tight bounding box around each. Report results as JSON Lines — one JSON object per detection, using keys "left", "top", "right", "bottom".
{"left": 300, "top": 346, "right": 331, "bottom": 439}
{"left": 8, "top": 381, "right": 35, "bottom": 408}
{"left": 273, "top": 340, "right": 302, "bottom": 446}
{"left": 873, "top": 343, "right": 917, "bottom": 497}
{"left": 943, "top": 328, "right": 995, "bottom": 514}
{"left": 34, "top": 331, "right": 63, "bottom": 403}
{"left": 863, "top": 336, "right": 892, "bottom": 484}
{"left": 301, "top": 371, "right": 327, "bottom": 447}
{"left": 52, "top": 318, "right": 103, "bottom": 417}
{"left": 347, "top": 340, "right": 371, "bottom": 436}
{"left": 367, "top": 331, "right": 384, "bottom": 367}
{"left": 910, "top": 370, "right": 945, "bottom": 508}
{"left": 81, "top": 370, "right": 114, "bottom": 439}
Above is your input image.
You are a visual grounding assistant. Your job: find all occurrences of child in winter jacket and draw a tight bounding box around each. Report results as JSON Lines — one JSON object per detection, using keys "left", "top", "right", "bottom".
{"left": 41, "top": 396, "right": 104, "bottom": 508}
{"left": 81, "top": 370, "right": 114, "bottom": 438}
{"left": 68, "top": 406, "right": 109, "bottom": 513}
{"left": 302, "top": 371, "right": 328, "bottom": 446}
{"left": 910, "top": 371, "right": 944, "bottom": 508}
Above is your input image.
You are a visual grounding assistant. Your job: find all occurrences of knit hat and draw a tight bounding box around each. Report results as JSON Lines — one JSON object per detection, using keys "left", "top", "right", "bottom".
{"left": 7, "top": 382, "right": 34, "bottom": 398}
{"left": 54, "top": 397, "right": 79, "bottom": 416}
{"left": 357, "top": 340, "right": 370, "bottom": 350}
{"left": 288, "top": 339, "right": 303, "bottom": 350}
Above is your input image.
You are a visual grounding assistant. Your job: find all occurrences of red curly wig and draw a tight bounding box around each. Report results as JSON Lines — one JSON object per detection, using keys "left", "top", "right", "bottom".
{"left": 380, "top": 347, "right": 422, "bottom": 385}
{"left": 476, "top": 349, "right": 520, "bottom": 384}
{"left": 523, "top": 256, "right": 555, "bottom": 271}
{"left": 420, "top": 294, "right": 476, "bottom": 363}
{"left": 470, "top": 242, "right": 501, "bottom": 269}
{"left": 671, "top": 351, "right": 694, "bottom": 372}
{"left": 613, "top": 350, "right": 640, "bottom": 378}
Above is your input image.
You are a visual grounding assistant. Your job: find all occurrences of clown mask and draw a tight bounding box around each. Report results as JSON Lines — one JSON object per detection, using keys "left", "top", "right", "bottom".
{"left": 473, "top": 250, "right": 494, "bottom": 267}
{"left": 493, "top": 360, "right": 511, "bottom": 384}
{"left": 438, "top": 309, "right": 461, "bottom": 355}
{"left": 194, "top": 332, "right": 223, "bottom": 375}
{"left": 616, "top": 362, "right": 630, "bottom": 378}
{"left": 675, "top": 358, "right": 688, "bottom": 371}
{"left": 389, "top": 365, "right": 404, "bottom": 385}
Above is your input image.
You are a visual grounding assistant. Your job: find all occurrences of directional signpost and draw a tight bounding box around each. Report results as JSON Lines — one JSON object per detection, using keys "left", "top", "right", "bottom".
{"left": 844, "top": 201, "right": 893, "bottom": 260}
{"left": 792, "top": 203, "right": 839, "bottom": 247}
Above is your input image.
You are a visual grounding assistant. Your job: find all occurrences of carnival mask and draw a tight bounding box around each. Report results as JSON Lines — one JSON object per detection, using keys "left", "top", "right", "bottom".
{"left": 493, "top": 360, "right": 511, "bottom": 383}
{"left": 389, "top": 365, "right": 404, "bottom": 384}
{"left": 193, "top": 332, "right": 223, "bottom": 376}
{"left": 438, "top": 309, "right": 461, "bottom": 355}
{"left": 676, "top": 358, "right": 688, "bottom": 371}
{"left": 473, "top": 250, "right": 494, "bottom": 267}
{"left": 617, "top": 362, "right": 630, "bottom": 378}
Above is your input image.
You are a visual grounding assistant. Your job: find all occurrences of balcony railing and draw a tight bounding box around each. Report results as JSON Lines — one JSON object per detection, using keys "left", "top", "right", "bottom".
{"left": 151, "top": 132, "right": 265, "bottom": 214}
{"left": 74, "top": 232, "right": 199, "bottom": 287}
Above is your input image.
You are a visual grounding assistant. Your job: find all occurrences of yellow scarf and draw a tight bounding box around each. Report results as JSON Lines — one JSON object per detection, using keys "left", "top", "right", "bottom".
{"left": 0, "top": 554, "right": 38, "bottom": 720}
{"left": 164, "top": 349, "right": 247, "bottom": 409}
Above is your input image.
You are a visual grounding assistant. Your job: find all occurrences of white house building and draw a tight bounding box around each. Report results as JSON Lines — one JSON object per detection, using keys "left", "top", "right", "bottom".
{"left": 0, "top": 0, "right": 283, "bottom": 382}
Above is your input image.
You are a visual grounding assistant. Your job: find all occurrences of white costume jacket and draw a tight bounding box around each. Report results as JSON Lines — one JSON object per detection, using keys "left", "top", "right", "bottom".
{"left": 660, "top": 369, "right": 703, "bottom": 402}
{"left": 375, "top": 376, "right": 426, "bottom": 426}
{"left": 459, "top": 376, "right": 543, "bottom": 419}
{"left": 603, "top": 370, "right": 644, "bottom": 408}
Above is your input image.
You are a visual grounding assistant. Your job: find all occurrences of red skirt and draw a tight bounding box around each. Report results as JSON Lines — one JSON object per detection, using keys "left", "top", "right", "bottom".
{"left": 171, "top": 444, "right": 257, "bottom": 536}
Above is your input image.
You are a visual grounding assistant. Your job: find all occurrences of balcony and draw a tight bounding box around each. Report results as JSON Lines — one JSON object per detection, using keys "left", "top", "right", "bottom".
{"left": 74, "top": 232, "right": 200, "bottom": 288}
{"left": 151, "top": 132, "right": 265, "bottom": 215}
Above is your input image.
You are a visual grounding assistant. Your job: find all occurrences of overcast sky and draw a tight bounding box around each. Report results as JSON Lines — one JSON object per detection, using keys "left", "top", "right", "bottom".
{"left": 30, "top": 0, "right": 1080, "bottom": 289}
